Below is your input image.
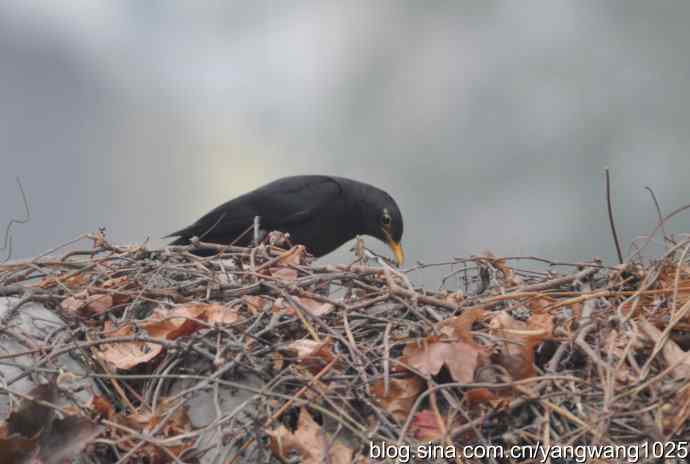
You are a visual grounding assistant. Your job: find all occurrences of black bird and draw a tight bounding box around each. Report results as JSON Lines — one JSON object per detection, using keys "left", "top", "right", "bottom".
{"left": 166, "top": 175, "right": 404, "bottom": 265}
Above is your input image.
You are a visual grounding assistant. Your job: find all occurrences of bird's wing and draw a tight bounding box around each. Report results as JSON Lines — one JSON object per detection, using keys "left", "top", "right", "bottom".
{"left": 166, "top": 176, "right": 343, "bottom": 240}
{"left": 250, "top": 176, "right": 343, "bottom": 227}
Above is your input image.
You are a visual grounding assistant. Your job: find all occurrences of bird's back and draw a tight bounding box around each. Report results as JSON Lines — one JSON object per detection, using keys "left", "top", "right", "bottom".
{"left": 168, "top": 175, "right": 364, "bottom": 255}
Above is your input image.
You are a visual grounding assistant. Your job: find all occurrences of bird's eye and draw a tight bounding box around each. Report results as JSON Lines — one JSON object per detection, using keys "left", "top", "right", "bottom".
{"left": 381, "top": 211, "right": 392, "bottom": 226}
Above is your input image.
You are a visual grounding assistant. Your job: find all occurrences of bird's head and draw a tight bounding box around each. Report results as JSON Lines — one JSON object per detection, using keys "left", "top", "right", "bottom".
{"left": 361, "top": 188, "right": 404, "bottom": 266}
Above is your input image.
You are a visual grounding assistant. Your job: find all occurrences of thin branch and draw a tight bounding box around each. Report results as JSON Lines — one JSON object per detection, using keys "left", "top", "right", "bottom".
{"left": 645, "top": 185, "right": 672, "bottom": 248}
{"left": 1, "top": 177, "right": 31, "bottom": 263}
{"left": 605, "top": 167, "right": 624, "bottom": 264}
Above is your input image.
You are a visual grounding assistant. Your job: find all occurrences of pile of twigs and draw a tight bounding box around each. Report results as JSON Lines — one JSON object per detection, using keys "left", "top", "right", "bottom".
{"left": 1, "top": 231, "right": 690, "bottom": 463}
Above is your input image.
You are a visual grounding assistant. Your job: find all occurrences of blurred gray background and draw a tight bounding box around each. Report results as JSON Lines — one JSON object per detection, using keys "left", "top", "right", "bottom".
{"left": 1, "top": 1, "right": 689, "bottom": 286}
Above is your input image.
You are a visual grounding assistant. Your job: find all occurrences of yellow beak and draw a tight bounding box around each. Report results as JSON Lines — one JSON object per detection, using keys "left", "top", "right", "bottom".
{"left": 387, "top": 238, "right": 405, "bottom": 267}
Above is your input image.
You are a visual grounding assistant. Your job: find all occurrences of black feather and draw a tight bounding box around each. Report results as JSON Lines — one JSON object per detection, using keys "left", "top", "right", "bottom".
{"left": 167, "top": 175, "right": 403, "bottom": 258}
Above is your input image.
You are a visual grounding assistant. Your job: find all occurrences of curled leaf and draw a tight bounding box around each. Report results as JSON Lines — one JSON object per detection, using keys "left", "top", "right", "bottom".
{"left": 267, "top": 407, "right": 352, "bottom": 464}
{"left": 371, "top": 375, "right": 425, "bottom": 422}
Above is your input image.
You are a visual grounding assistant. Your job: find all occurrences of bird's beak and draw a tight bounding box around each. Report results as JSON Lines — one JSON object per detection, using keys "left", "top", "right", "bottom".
{"left": 386, "top": 238, "right": 405, "bottom": 267}
{"left": 382, "top": 228, "right": 404, "bottom": 266}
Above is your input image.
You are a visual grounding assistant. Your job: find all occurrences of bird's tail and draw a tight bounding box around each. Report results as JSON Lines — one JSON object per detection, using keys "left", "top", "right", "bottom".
{"left": 167, "top": 236, "right": 217, "bottom": 256}
{"left": 168, "top": 236, "right": 191, "bottom": 246}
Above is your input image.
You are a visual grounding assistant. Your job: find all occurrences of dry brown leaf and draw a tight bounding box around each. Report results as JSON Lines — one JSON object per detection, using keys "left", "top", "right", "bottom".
{"left": 244, "top": 295, "right": 267, "bottom": 314}
{"left": 37, "top": 272, "right": 89, "bottom": 289}
{"left": 59, "top": 295, "right": 84, "bottom": 314}
{"left": 437, "top": 307, "right": 486, "bottom": 342}
{"left": 489, "top": 311, "right": 550, "bottom": 380}
{"left": 267, "top": 407, "right": 352, "bottom": 464}
{"left": 272, "top": 352, "right": 285, "bottom": 371}
{"left": 287, "top": 337, "right": 335, "bottom": 372}
{"left": 442, "top": 291, "right": 465, "bottom": 306}
{"left": 107, "top": 402, "right": 192, "bottom": 461}
{"left": 527, "top": 296, "right": 555, "bottom": 313}
{"left": 145, "top": 303, "right": 238, "bottom": 337}
{"left": 100, "top": 275, "right": 130, "bottom": 289}
{"left": 117, "top": 409, "right": 154, "bottom": 431}
{"left": 64, "top": 273, "right": 90, "bottom": 288}
{"left": 272, "top": 298, "right": 289, "bottom": 315}
{"left": 401, "top": 334, "right": 485, "bottom": 384}
{"left": 658, "top": 264, "right": 690, "bottom": 308}
{"left": 100, "top": 276, "right": 133, "bottom": 305}
{"left": 409, "top": 409, "right": 446, "bottom": 441}
{"left": 371, "top": 375, "right": 425, "bottom": 422}
{"left": 88, "top": 395, "right": 115, "bottom": 420}
{"left": 464, "top": 387, "right": 500, "bottom": 404}
{"left": 491, "top": 257, "right": 522, "bottom": 287}
{"left": 83, "top": 293, "right": 115, "bottom": 315}
{"left": 59, "top": 276, "right": 134, "bottom": 317}
{"left": 287, "top": 339, "right": 325, "bottom": 359}
{"left": 118, "top": 402, "right": 190, "bottom": 434}
{"left": 639, "top": 320, "right": 690, "bottom": 379}
{"left": 95, "top": 304, "right": 237, "bottom": 370}
{"left": 141, "top": 304, "right": 208, "bottom": 340}
{"left": 95, "top": 323, "right": 163, "bottom": 370}
{"left": 272, "top": 267, "right": 299, "bottom": 281}
{"left": 293, "top": 296, "right": 334, "bottom": 316}
{"left": 205, "top": 304, "right": 241, "bottom": 325}
{"left": 528, "top": 312, "right": 555, "bottom": 338}
{"left": 300, "top": 297, "right": 334, "bottom": 316}
{"left": 279, "top": 245, "right": 306, "bottom": 266}
{"left": 61, "top": 292, "right": 115, "bottom": 316}
{"left": 141, "top": 405, "right": 191, "bottom": 437}
{"left": 274, "top": 296, "right": 334, "bottom": 317}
